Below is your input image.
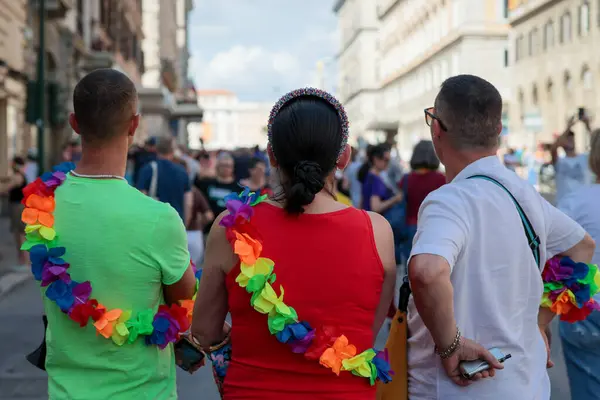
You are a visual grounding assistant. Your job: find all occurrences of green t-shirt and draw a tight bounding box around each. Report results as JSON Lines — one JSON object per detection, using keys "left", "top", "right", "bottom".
{"left": 44, "top": 175, "right": 190, "bottom": 400}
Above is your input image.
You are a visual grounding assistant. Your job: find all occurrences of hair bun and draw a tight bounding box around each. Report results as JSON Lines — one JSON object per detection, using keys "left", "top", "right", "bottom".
{"left": 285, "top": 160, "right": 325, "bottom": 214}
{"left": 293, "top": 161, "right": 325, "bottom": 193}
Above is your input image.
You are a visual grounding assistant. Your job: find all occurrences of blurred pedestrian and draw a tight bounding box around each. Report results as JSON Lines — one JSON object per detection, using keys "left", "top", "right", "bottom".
{"left": 397, "top": 140, "right": 445, "bottom": 264}
{"left": 24, "top": 149, "right": 39, "bottom": 183}
{"left": 136, "top": 137, "right": 192, "bottom": 223}
{"left": 195, "top": 152, "right": 239, "bottom": 235}
{"left": 132, "top": 137, "right": 157, "bottom": 184}
{"left": 503, "top": 148, "right": 520, "bottom": 172}
{"left": 358, "top": 144, "right": 403, "bottom": 213}
{"left": 34, "top": 68, "right": 196, "bottom": 399}
{"left": 240, "top": 156, "right": 271, "bottom": 196}
{"left": 556, "top": 128, "right": 600, "bottom": 400}
{"left": 343, "top": 146, "right": 362, "bottom": 207}
{"left": 233, "top": 148, "right": 252, "bottom": 181}
{"left": 179, "top": 146, "right": 200, "bottom": 184}
{"left": 192, "top": 88, "right": 395, "bottom": 399}
{"left": 195, "top": 150, "right": 214, "bottom": 180}
{"left": 0, "top": 156, "right": 28, "bottom": 270}
{"left": 408, "top": 74, "right": 594, "bottom": 398}
{"left": 551, "top": 115, "right": 594, "bottom": 204}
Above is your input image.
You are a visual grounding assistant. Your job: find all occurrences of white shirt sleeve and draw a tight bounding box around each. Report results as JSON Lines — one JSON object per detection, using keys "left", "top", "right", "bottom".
{"left": 543, "top": 195, "right": 586, "bottom": 259}
{"left": 409, "top": 188, "right": 469, "bottom": 272}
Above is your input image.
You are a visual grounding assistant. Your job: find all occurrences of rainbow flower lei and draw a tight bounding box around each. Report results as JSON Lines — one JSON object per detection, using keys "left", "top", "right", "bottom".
{"left": 21, "top": 163, "right": 201, "bottom": 348}
{"left": 541, "top": 256, "right": 600, "bottom": 322}
{"left": 219, "top": 188, "right": 393, "bottom": 385}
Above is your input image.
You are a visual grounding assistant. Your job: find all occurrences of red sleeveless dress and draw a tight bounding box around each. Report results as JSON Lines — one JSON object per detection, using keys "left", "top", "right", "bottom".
{"left": 223, "top": 203, "right": 385, "bottom": 399}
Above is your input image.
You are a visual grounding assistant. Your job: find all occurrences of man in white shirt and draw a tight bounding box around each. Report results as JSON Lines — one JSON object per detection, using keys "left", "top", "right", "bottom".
{"left": 408, "top": 74, "right": 595, "bottom": 399}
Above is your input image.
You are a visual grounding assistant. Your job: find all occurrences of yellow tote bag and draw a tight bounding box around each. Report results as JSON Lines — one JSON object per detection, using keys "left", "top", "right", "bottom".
{"left": 377, "top": 278, "right": 410, "bottom": 400}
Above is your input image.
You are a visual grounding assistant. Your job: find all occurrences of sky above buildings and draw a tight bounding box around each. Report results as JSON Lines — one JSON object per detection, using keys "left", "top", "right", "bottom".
{"left": 189, "top": 0, "right": 338, "bottom": 102}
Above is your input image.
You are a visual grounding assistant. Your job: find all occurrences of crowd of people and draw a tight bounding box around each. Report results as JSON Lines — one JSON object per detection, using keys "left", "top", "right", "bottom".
{"left": 2, "top": 67, "right": 600, "bottom": 400}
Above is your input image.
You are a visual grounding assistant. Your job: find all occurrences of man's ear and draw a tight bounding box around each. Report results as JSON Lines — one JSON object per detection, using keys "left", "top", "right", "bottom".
{"left": 69, "top": 113, "right": 80, "bottom": 135}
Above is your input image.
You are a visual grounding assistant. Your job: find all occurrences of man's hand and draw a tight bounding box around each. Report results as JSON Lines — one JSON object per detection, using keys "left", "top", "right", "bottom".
{"left": 539, "top": 325, "right": 554, "bottom": 368}
{"left": 441, "top": 338, "right": 504, "bottom": 387}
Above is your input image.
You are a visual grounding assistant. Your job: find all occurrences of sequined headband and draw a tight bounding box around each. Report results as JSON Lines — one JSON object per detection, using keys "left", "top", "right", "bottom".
{"left": 267, "top": 88, "right": 350, "bottom": 156}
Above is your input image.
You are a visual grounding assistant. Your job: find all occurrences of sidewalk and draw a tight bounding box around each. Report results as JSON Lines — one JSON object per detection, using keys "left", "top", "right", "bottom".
{"left": 0, "top": 217, "right": 31, "bottom": 299}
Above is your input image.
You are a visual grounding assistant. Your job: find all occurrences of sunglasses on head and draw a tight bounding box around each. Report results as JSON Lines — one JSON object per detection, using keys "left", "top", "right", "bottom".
{"left": 424, "top": 107, "right": 447, "bottom": 131}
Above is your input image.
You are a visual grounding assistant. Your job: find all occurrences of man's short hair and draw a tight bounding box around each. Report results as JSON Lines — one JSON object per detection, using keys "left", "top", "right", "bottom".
{"left": 73, "top": 68, "right": 137, "bottom": 143}
{"left": 156, "top": 137, "right": 174, "bottom": 155}
{"left": 435, "top": 74, "right": 502, "bottom": 150}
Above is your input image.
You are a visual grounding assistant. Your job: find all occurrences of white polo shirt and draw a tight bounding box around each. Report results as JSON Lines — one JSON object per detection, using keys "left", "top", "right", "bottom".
{"left": 407, "top": 156, "right": 586, "bottom": 400}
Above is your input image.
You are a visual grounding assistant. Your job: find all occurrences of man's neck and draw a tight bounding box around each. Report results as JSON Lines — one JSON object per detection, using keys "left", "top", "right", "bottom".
{"left": 74, "top": 140, "right": 128, "bottom": 177}
{"left": 444, "top": 148, "right": 497, "bottom": 182}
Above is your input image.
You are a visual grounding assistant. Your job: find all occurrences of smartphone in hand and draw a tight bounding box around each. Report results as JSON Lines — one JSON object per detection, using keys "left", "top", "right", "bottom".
{"left": 175, "top": 336, "right": 206, "bottom": 372}
{"left": 459, "top": 347, "right": 511, "bottom": 379}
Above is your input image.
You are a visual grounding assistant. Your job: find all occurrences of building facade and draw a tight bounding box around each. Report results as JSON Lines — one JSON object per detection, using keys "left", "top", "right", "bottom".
{"left": 188, "top": 90, "right": 269, "bottom": 150}
{"left": 376, "top": 0, "right": 510, "bottom": 160}
{"left": 508, "top": 0, "right": 600, "bottom": 152}
{"left": 0, "top": 0, "right": 29, "bottom": 176}
{"left": 25, "top": 0, "right": 145, "bottom": 169}
{"left": 139, "top": 0, "right": 201, "bottom": 143}
{"left": 333, "top": 0, "right": 380, "bottom": 143}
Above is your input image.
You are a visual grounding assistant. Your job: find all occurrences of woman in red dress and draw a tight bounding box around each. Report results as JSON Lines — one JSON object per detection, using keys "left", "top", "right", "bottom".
{"left": 192, "top": 88, "right": 396, "bottom": 399}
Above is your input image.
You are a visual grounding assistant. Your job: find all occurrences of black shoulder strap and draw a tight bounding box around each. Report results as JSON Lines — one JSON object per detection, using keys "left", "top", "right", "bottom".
{"left": 467, "top": 175, "right": 541, "bottom": 268}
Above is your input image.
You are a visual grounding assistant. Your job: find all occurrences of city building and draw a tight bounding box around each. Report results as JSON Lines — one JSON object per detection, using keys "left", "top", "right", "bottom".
{"left": 508, "top": 0, "right": 600, "bottom": 152}
{"left": 24, "top": 0, "right": 145, "bottom": 169}
{"left": 375, "top": 0, "right": 510, "bottom": 160}
{"left": 0, "top": 0, "right": 29, "bottom": 175}
{"left": 188, "top": 90, "right": 269, "bottom": 150}
{"left": 333, "top": 0, "right": 380, "bottom": 143}
{"left": 138, "top": 0, "right": 201, "bottom": 143}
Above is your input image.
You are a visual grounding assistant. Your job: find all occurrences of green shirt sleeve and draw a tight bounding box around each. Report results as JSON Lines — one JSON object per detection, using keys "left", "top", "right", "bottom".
{"left": 151, "top": 205, "right": 191, "bottom": 285}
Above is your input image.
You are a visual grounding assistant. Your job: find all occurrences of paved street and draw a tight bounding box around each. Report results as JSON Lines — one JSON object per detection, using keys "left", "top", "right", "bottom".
{"left": 0, "top": 278, "right": 571, "bottom": 400}
{"left": 0, "top": 190, "right": 570, "bottom": 399}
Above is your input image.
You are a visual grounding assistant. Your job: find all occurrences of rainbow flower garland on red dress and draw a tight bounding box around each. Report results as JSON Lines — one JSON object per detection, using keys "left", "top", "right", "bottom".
{"left": 219, "top": 188, "right": 393, "bottom": 385}
{"left": 21, "top": 163, "right": 201, "bottom": 349}
{"left": 541, "top": 256, "right": 600, "bottom": 322}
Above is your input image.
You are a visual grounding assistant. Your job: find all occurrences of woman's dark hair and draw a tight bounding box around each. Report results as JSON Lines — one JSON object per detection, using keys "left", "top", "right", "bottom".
{"left": 270, "top": 96, "right": 343, "bottom": 214}
{"left": 410, "top": 140, "right": 440, "bottom": 170}
{"left": 357, "top": 143, "right": 389, "bottom": 183}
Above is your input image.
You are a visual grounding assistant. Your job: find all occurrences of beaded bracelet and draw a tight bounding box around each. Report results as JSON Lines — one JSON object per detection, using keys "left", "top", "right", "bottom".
{"left": 435, "top": 328, "right": 461, "bottom": 359}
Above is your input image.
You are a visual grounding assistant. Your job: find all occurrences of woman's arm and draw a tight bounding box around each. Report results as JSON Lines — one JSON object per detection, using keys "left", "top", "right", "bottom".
{"left": 370, "top": 193, "right": 403, "bottom": 214}
{"left": 368, "top": 212, "right": 397, "bottom": 336}
{"left": 191, "top": 213, "right": 237, "bottom": 347}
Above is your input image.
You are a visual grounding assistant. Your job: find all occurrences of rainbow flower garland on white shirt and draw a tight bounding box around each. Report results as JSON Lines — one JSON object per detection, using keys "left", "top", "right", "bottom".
{"left": 219, "top": 188, "right": 393, "bottom": 385}
{"left": 21, "top": 163, "right": 200, "bottom": 348}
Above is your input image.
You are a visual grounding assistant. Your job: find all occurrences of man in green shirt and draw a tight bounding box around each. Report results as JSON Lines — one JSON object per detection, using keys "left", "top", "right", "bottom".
{"left": 43, "top": 69, "right": 196, "bottom": 399}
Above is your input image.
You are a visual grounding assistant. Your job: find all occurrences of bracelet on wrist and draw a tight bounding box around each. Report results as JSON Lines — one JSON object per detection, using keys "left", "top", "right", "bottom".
{"left": 201, "top": 332, "right": 231, "bottom": 353}
{"left": 434, "top": 328, "right": 461, "bottom": 360}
